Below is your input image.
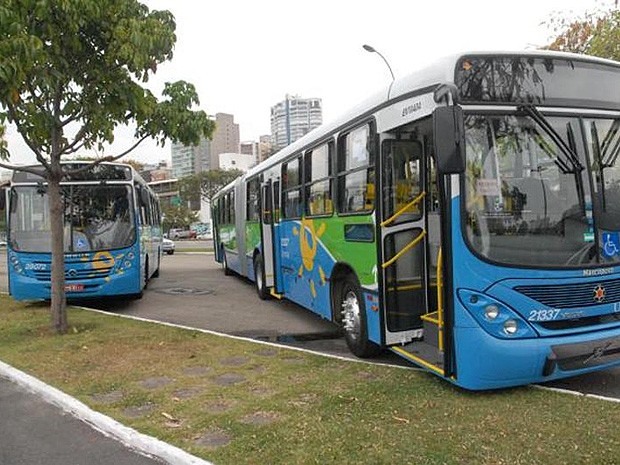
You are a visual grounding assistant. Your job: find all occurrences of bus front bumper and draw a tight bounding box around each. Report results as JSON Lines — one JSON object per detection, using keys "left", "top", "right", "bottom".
{"left": 453, "top": 325, "right": 620, "bottom": 390}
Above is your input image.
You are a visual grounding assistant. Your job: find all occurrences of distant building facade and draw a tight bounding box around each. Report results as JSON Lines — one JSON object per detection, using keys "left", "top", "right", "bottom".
{"left": 219, "top": 153, "right": 255, "bottom": 172}
{"left": 240, "top": 140, "right": 258, "bottom": 164}
{"left": 170, "top": 138, "right": 210, "bottom": 179}
{"left": 258, "top": 135, "right": 273, "bottom": 163}
{"left": 171, "top": 112, "right": 240, "bottom": 177}
{"left": 140, "top": 160, "right": 172, "bottom": 183}
{"left": 270, "top": 95, "right": 322, "bottom": 151}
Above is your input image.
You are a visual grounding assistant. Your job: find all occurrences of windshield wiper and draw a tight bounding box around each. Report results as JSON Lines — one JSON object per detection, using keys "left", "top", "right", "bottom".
{"left": 518, "top": 105, "right": 584, "bottom": 172}
{"left": 600, "top": 119, "right": 620, "bottom": 168}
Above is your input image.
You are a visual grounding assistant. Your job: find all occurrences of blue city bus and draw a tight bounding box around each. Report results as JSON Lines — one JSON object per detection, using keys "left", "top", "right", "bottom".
{"left": 212, "top": 50, "right": 620, "bottom": 390}
{"left": 6, "top": 162, "right": 162, "bottom": 300}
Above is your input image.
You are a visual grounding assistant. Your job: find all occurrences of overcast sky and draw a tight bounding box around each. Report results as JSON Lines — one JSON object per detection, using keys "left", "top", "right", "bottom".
{"left": 4, "top": 0, "right": 615, "bottom": 166}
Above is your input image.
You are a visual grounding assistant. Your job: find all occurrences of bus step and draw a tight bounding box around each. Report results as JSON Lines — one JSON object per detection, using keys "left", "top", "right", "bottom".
{"left": 420, "top": 311, "right": 441, "bottom": 348}
{"left": 270, "top": 289, "right": 283, "bottom": 300}
{"left": 391, "top": 340, "right": 444, "bottom": 375}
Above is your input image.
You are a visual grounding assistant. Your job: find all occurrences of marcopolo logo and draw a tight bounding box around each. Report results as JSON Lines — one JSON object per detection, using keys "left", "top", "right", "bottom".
{"left": 583, "top": 267, "right": 614, "bottom": 277}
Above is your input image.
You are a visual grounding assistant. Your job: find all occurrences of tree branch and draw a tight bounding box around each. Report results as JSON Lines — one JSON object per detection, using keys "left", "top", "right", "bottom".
{"left": 0, "top": 161, "right": 47, "bottom": 179}
{"left": 6, "top": 105, "right": 51, "bottom": 171}
{"left": 61, "top": 124, "right": 89, "bottom": 154}
{"left": 63, "top": 135, "right": 149, "bottom": 176}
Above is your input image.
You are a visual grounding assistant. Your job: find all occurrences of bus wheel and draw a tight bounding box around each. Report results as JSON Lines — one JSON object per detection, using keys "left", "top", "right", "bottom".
{"left": 223, "top": 248, "right": 231, "bottom": 276}
{"left": 253, "top": 253, "right": 270, "bottom": 300}
{"left": 143, "top": 258, "right": 149, "bottom": 289}
{"left": 339, "top": 278, "right": 380, "bottom": 358}
{"left": 153, "top": 253, "right": 160, "bottom": 278}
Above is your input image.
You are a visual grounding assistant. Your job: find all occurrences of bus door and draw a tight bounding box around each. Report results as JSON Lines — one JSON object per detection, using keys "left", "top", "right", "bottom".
{"left": 379, "top": 139, "right": 444, "bottom": 370}
{"left": 260, "top": 180, "right": 276, "bottom": 290}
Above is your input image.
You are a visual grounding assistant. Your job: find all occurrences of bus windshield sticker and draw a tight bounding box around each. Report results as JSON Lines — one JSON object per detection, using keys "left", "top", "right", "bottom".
{"left": 602, "top": 232, "right": 620, "bottom": 258}
{"left": 583, "top": 232, "right": 595, "bottom": 242}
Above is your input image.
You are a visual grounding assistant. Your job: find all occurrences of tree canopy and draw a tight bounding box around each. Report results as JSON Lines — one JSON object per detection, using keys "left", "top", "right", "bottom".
{"left": 162, "top": 203, "right": 199, "bottom": 232}
{"left": 0, "top": 0, "right": 215, "bottom": 333}
{"left": 545, "top": 4, "right": 620, "bottom": 61}
{"left": 187, "top": 168, "right": 244, "bottom": 204}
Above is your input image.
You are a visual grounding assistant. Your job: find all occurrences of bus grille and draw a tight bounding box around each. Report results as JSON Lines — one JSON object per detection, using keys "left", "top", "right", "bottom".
{"left": 31, "top": 262, "right": 113, "bottom": 281}
{"left": 514, "top": 278, "right": 620, "bottom": 309}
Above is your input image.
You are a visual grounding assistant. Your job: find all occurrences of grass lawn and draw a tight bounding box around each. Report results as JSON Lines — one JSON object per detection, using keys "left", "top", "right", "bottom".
{"left": 0, "top": 297, "right": 618, "bottom": 465}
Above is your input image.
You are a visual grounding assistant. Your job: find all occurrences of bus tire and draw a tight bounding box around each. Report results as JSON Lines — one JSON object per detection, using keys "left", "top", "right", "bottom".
{"left": 223, "top": 248, "right": 231, "bottom": 276}
{"left": 339, "top": 278, "right": 380, "bottom": 358}
{"left": 153, "top": 256, "right": 160, "bottom": 278}
{"left": 253, "top": 253, "right": 270, "bottom": 300}
{"left": 143, "top": 258, "right": 149, "bottom": 289}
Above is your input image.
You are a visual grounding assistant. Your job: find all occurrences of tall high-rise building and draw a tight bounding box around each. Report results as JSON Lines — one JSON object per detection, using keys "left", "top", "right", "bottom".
{"left": 270, "top": 95, "right": 322, "bottom": 151}
{"left": 208, "top": 113, "right": 240, "bottom": 170}
{"left": 170, "top": 138, "right": 210, "bottom": 179}
{"left": 171, "top": 113, "right": 240, "bottom": 178}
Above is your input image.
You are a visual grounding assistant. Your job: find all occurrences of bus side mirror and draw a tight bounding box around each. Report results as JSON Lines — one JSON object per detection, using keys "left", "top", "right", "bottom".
{"left": 433, "top": 106, "right": 465, "bottom": 175}
{"left": 0, "top": 187, "right": 5, "bottom": 211}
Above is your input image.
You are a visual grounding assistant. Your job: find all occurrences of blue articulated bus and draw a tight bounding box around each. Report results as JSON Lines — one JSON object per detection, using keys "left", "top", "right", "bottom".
{"left": 6, "top": 162, "right": 162, "bottom": 300}
{"left": 212, "top": 50, "right": 620, "bottom": 390}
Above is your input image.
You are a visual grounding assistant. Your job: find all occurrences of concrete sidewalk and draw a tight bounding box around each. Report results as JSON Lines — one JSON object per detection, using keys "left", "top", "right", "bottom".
{"left": 0, "top": 376, "right": 164, "bottom": 465}
{"left": 0, "top": 359, "right": 212, "bottom": 465}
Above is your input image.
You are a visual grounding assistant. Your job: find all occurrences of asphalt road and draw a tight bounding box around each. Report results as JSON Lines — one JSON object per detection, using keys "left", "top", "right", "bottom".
{"left": 1, "top": 250, "right": 619, "bottom": 398}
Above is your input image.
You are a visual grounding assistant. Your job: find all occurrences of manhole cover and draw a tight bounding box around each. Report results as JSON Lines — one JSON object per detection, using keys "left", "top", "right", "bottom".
{"left": 156, "top": 288, "right": 214, "bottom": 296}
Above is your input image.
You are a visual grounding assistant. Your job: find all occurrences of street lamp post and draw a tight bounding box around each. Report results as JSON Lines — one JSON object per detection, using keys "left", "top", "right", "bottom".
{"left": 362, "top": 44, "right": 395, "bottom": 82}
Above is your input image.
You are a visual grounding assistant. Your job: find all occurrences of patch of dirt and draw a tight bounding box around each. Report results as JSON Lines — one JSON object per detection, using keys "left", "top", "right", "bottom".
{"left": 90, "top": 390, "right": 124, "bottom": 404}
{"left": 194, "top": 429, "right": 232, "bottom": 449}
{"left": 122, "top": 403, "right": 155, "bottom": 418}
{"left": 138, "top": 376, "right": 173, "bottom": 390}
{"left": 203, "top": 400, "right": 236, "bottom": 414}
{"left": 182, "top": 366, "right": 211, "bottom": 376}
{"left": 219, "top": 356, "right": 250, "bottom": 367}
{"left": 172, "top": 387, "right": 204, "bottom": 399}
{"left": 212, "top": 373, "right": 246, "bottom": 386}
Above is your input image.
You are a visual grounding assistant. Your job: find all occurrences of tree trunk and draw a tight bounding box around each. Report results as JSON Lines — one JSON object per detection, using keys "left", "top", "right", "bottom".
{"left": 48, "top": 176, "right": 67, "bottom": 334}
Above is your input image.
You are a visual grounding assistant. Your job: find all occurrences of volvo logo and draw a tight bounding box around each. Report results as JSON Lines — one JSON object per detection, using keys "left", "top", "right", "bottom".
{"left": 593, "top": 284, "right": 606, "bottom": 303}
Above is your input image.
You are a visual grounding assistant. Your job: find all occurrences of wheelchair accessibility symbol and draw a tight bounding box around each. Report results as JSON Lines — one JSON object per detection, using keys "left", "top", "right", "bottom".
{"left": 602, "top": 232, "right": 620, "bottom": 258}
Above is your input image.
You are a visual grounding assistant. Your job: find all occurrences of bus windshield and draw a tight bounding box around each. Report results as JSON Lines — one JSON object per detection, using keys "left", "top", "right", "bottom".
{"left": 464, "top": 113, "right": 594, "bottom": 267}
{"left": 9, "top": 185, "right": 136, "bottom": 253}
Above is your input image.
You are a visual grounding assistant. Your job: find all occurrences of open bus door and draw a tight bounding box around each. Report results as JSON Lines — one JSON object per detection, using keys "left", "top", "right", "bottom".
{"left": 259, "top": 180, "right": 278, "bottom": 296}
{"left": 379, "top": 138, "right": 446, "bottom": 376}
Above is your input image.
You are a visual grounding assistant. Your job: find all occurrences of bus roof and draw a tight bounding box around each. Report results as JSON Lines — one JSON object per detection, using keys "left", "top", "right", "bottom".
{"left": 221, "top": 50, "right": 620, "bottom": 192}
{"left": 11, "top": 161, "right": 138, "bottom": 183}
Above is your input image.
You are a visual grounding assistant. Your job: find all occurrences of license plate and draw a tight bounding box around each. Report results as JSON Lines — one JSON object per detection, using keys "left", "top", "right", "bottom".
{"left": 65, "top": 284, "right": 84, "bottom": 292}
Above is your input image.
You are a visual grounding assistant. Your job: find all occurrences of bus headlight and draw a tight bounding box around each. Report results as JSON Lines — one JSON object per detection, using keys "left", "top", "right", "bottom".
{"left": 503, "top": 320, "right": 518, "bottom": 335}
{"left": 484, "top": 304, "right": 500, "bottom": 320}
{"left": 458, "top": 289, "right": 536, "bottom": 339}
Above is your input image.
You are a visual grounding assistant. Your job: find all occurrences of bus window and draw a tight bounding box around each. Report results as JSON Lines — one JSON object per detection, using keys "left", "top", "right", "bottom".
{"left": 305, "top": 142, "right": 333, "bottom": 217}
{"left": 282, "top": 157, "right": 302, "bottom": 218}
{"left": 246, "top": 179, "right": 260, "bottom": 222}
{"left": 337, "top": 124, "right": 375, "bottom": 214}
{"left": 382, "top": 140, "right": 423, "bottom": 224}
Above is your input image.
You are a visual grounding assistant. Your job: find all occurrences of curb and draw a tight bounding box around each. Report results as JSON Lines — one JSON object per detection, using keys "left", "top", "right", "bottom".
{"left": 0, "top": 360, "right": 213, "bottom": 465}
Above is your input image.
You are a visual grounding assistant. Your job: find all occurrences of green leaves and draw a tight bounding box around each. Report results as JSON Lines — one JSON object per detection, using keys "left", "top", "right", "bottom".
{"left": 545, "top": 7, "right": 620, "bottom": 61}
{"left": 140, "top": 81, "right": 215, "bottom": 147}
{"left": 0, "top": 0, "right": 214, "bottom": 162}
